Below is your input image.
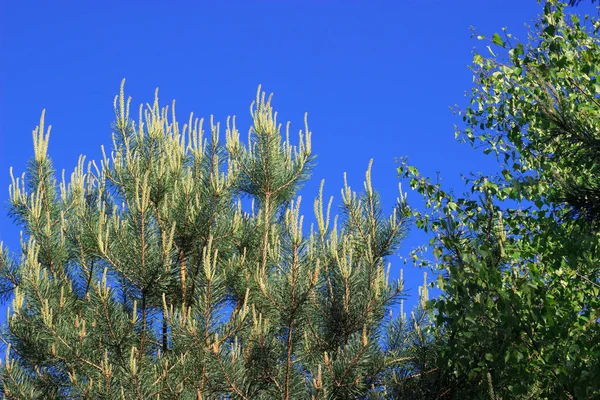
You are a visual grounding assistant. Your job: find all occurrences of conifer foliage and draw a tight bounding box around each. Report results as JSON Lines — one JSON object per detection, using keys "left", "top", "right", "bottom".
{"left": 0, "top": 83, "right": 429, "bottom": 399}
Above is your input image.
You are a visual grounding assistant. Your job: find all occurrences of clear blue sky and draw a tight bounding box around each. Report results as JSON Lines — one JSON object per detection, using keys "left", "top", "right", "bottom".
{"left": 0, "top": 1, "right": 596, "bottom": 320}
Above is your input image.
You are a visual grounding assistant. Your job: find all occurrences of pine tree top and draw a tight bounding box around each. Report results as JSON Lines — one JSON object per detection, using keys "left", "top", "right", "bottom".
{"left": 0, "top": 82, "right": 434, "bottom": 399}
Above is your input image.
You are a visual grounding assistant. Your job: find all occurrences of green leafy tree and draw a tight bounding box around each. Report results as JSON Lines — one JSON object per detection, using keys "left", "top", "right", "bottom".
{"left": 0, "top": 82, "right": 435, "bottom": 399}
{"left": 399, "top": 1, "right": 600, "bottom": 398}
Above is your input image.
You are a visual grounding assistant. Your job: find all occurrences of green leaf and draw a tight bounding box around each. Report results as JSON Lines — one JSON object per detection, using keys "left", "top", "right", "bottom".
{"left": 514, "top": 350, "right": 523, "bottom": 363}
{"left": 544, "top": 25, "right": 556, "bottom": 36}
{"left": 515, "top": 43, "right": 524, "bottom": 56}
{"left": 492, "top": 33, "right": 503, "bottom": 46}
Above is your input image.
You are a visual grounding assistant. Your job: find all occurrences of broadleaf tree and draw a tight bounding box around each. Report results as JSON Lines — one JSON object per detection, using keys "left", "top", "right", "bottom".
{"left": 399, "top": 1, "right": 600, "bottom": 398}
{"left": 0, "top": 83, "right": 434, "bottom": 399}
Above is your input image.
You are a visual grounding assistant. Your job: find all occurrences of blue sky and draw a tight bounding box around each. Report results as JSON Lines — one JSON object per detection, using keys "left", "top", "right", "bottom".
{"left": 1, "top": 1, "right": 597, "bottom": 319}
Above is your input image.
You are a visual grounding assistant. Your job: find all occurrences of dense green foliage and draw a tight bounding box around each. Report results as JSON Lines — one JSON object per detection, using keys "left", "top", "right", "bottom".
{"left": 399, "top": 1, "right": 600, "bottom": 398}
{"left": 2, "top": 1, "right": 600, "bottom": 399}
{"left": 0, "top": 84, "right": 437, "bottom": 399}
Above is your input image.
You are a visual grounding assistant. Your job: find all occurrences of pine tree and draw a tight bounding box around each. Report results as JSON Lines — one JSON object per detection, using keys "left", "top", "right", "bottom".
{"left": 0, "top": 82, "right": 432, "bottom": 399}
